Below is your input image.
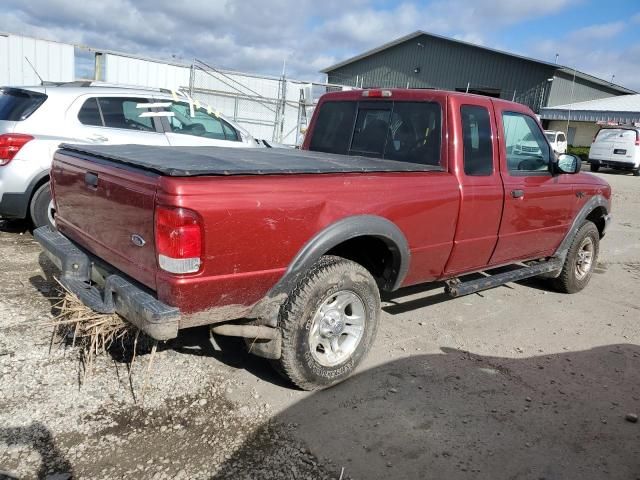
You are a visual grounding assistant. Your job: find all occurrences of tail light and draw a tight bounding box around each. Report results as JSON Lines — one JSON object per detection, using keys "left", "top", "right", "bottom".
{"left": 155, "top": 206, "right": 203, "bottom": 274}
{"left": 0, "top": 134, "right": 33, "bottom": 166}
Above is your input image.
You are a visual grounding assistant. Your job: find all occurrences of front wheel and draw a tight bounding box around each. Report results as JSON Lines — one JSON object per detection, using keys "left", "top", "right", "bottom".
{"left": 30, "top": 182, "right": 55, "bottom": 229}
{"left": 632, "top": 168, "right": 640, "bottom": 177}
{"left": 551, "top": 221, "right": 599, "bottom": 293}
{"left": 274, "top": 256, "right": 381, "bottom": 390}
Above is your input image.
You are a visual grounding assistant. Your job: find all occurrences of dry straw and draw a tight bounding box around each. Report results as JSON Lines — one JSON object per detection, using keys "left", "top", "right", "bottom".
{"left": 48, "top": 278, "right": 157, "bottom": 402}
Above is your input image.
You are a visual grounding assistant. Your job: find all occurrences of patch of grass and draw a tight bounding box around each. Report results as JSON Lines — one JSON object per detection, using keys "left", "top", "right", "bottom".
{"left": 567, "top": 145, "right": 590, "bottom": 162}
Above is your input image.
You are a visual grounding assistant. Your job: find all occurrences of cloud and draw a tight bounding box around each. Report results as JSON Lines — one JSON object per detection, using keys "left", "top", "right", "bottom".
{"left": 567, "top": 21, "right": 626, "bottom": 41}
{"left": 530, "top": 19, "right": 640, "bottom": 91}
{"left": 1, "top": 0, "right": 634, "bottom": 94}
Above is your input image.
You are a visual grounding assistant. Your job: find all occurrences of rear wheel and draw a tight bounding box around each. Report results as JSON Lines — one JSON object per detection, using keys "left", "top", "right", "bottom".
{"left": 551, "top": 221, "right": 599, "bottom": 293}
{"left": 274, "top": 256, "right": 380, "bottom": 390}
{"left": 590, "top": 163, "right": 600, "bottom": 172}
{"left": 632, "top": 168, "right": 640, "bottom": 177}
{"left": 30, "top": 181, "right": 55, "bottom": 229}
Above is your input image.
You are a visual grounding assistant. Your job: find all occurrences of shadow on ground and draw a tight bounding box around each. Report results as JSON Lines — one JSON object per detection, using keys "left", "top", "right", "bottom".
{"left": 0, "top": 423, "right": 72, "bottom": 480}
{"left": 0, "top": 219, "right": 30, "bottom": 235}
{"left": 212, "top": 344, "right": 640, "bottom": 480}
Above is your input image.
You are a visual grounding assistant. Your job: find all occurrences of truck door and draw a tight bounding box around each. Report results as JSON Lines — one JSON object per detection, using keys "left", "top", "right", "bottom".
{"left": 489, "top": 102, "right": 575, "bottom": 264}
{"left": 444, "top": 95, "right": 503, "bottom": 275}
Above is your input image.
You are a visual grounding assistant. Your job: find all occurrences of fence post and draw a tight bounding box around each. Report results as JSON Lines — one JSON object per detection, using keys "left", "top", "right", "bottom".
{"left": 188, "top": 63, "right": 195, "bottom": 97}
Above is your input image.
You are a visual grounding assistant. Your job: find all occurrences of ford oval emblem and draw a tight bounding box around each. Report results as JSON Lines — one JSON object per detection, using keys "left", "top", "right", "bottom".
{"left": 131, "top": 234, "right": 146, "bottom": 247}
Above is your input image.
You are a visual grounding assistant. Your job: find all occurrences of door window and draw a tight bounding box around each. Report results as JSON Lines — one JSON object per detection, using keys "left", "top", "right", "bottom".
{"left": 502, "top": 112, "right": 550, "bottom": 174}
{"left": 99, "top": 98, "right": 154, "bottom": 131}
{"left": 461, "top": 105, "right": 493, "bottom": 176}
{"left": 557, "top": 133, "right": 566, "bottom": 143}
{"left": 166, "top": 102, "right": 239, "bottom": 141}
{"left": 77, "top": 97, "right": 154, "bottom": 131}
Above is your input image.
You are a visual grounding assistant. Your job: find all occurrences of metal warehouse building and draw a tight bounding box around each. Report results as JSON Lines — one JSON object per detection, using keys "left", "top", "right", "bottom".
{"left": 541, "top": 95, "right": 640, "bottom": 146}
{"left": 322, "top": 31, "right": 635, "bottom": 115}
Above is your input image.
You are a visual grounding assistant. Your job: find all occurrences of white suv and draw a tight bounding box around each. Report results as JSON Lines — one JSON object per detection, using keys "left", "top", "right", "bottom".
{"left": 0, "top": 82, "right": 261, "bottom": 227}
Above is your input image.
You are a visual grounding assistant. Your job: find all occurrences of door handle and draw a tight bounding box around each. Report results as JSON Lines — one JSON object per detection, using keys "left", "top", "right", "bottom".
{"left": 87, "top": 134, "right": 108, "bottom": 143}
{"left": 85, "top": 172, "right": 98, "bottom": 189}
{"left": 511, "top": 189, "right": 524, "bottom": 198}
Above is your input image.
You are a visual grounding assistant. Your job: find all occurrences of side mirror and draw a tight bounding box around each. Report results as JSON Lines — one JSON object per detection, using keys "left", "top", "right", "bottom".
{"left": 554, "top": 153, "right": 581, "bottom": 174}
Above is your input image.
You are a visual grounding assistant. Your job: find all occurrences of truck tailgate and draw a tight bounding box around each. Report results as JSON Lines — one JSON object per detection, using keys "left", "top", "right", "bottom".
{"left": 52, "top": 150, "right": 159, "bottom": 290}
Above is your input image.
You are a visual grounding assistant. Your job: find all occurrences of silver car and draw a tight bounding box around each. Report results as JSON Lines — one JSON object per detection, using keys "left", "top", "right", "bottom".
{"left": 0, "top": 82, "right": 261, "bottom": 227}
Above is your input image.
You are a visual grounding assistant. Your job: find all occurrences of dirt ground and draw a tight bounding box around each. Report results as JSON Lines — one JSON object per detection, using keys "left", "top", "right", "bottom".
{"left": 1, "top": 169, "right": 639, "bottom": 480}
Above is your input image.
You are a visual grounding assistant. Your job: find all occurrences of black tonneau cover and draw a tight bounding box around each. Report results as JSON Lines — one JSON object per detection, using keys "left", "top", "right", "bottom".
{"left": 58, "top": 144, "right": 441, "bottom": 177}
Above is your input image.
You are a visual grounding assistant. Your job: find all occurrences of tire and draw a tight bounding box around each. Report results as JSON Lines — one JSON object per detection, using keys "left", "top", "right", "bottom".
{"left": 551, "top": 221, "right": 599, "bottom": 294}
{"left": 30, "top": 182, "right": 55, "bottom": 229}
{"left": 632, "top": 168, "right": 640, "bottom": 177}
{"left": 274, "top": 255, "right": 381, "bottom": 390}
{"left": 590, "top": 163, "right": 600, "bottom": 172}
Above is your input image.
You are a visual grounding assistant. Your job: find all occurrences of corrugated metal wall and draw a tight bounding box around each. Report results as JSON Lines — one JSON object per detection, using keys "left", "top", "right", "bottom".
{"left": 190, "top": 67, "right": 310, "bottom": 143}
{"left": 546, "top": 71, "right": 620, "bottom": 107}
{"left": 547, "top": 120, "right": 599, "bottom": 147}
{"left": 326, "top": 34, "right": 557, "bottom": 111}
{"left": 103, "top": 54, "right": 191, "bottom": 90}
{"left": 101, "top": 53, "right": 343, "bottom": 144}
{"left": 0, "top": 33, "right": 74, "bottom": 86}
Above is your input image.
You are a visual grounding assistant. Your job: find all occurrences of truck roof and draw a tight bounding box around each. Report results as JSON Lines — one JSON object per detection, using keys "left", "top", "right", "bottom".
{"left": 319, "top": 88, "right": 532, "bottom": 111}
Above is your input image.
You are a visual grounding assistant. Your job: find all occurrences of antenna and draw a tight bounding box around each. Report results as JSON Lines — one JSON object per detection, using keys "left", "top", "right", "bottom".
{"left": 24, "top": 57, "right": 44, "bottom": 85}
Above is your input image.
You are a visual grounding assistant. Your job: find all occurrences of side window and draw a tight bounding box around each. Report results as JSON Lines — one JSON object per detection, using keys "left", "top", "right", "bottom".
{"left": 461, "top": 105, "right": 493, "bottom": 176}
{"left": 558, "top": 133, "right": 566, "bottom": 143}
{"left": 78, "top": 98, "right": 103, "bottom": 126}
{"left": 97, "top": 97, "right": 154, "bottom": 131}
{"left": 502, "top": 112, "right": 550, "bottom": 174}
{"left": 166, "top": 102, "right": 239, "bottom": 141}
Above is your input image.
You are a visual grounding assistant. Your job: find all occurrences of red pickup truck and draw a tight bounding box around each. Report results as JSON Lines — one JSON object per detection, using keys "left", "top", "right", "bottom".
{"left": 35, "top": 89, "right": 611, "bottom": 390}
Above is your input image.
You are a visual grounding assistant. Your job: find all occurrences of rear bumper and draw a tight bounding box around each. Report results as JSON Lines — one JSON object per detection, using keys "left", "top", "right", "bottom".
{"left": 34, "top": 226, "right": 180, "bottom": 341}
{"left": 589, "top": 158, "right": 639, "bottom": 170}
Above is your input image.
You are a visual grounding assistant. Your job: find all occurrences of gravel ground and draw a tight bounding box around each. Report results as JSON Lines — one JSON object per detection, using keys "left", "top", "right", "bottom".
{"left": 1, "top": 168, "right": 639, "bottom": 479}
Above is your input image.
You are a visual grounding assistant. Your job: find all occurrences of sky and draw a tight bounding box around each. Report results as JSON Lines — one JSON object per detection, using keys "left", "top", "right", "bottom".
{"left": 1, "top": 0, "right": 640, "bottom": 90}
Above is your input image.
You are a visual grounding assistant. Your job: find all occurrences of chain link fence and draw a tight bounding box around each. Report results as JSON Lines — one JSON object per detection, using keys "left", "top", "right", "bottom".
{"left": 187, "top": 60, "right": 350, "bottom": 146}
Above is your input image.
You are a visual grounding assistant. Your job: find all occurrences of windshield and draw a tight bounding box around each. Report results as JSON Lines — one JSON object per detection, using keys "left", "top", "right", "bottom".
{"left": 545, "top": 133, "right": 556, "bottom": 142}
{"left": 0, "top": 88, "right": 47, "bottom": 121}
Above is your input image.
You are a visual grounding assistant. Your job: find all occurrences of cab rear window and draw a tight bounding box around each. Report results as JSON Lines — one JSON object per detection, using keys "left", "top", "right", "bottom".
{"left": 0, "top": 88, "right": 47, "bottom": 121}
{"left": 309, "top": 100, "right": 443, "bottom": 168}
